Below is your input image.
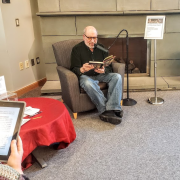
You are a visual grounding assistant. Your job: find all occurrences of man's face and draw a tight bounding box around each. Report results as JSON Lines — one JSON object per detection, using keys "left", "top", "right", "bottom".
{"left": 83, "top": 28, "right": 98, "bottom": 49}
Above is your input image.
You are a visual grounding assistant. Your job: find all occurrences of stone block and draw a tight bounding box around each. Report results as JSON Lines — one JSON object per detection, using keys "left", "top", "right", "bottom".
{"left": 42, "top": 36, "right": 82, "bottom": 63}
{"left": 151, "top": 33, "right": 180, "bottom": 60}
{"left": 117, "top": 0, "right": 150, "bottom": 11}
{"left": 166, "top": 14, "right": 180, "bottom": 33}
{"left": 37, "top": 0, "right": 59, "bottom": 12}
{"left": 76, "top": 15, "right": 146, "bottom": 35}
{"left": 163, "top": 76, "right": 180, "bottom": 89}
{"left": 41, "top": 81, "right": 61, "bottom": 93}
{"left": 151, "top": 0, "right": 178, "bottom": 10}
{"left": 40, "top": 17, "right": 76, "bottom": 35}
{"left": 45, "top": 63, "right": 59, "bottom": 80}
{"left": 124, "top": 77, "right": 168, "bottom": 89}
{"left": 150, "top": 60, "right": 180, "bottom": 76}
{"left": 60, "top": 0, "right": 116, "bottom": 11}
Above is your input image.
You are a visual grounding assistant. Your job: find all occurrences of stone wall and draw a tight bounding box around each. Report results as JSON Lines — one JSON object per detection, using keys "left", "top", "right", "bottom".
{"left": 37, "top": 0, "right": 180, "bottom": 82}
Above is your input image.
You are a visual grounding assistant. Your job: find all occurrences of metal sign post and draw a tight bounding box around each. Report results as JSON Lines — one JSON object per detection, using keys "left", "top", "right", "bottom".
{"left": 144, "top": 15, "right": 165, "bottom": 105}
{"left": 148, "top": 39, "right": 164, "bottom": 104}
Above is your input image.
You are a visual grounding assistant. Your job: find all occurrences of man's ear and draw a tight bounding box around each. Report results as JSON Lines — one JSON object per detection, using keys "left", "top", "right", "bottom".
{"left": 83, "top": 34, "right": 86, "bottom": 41}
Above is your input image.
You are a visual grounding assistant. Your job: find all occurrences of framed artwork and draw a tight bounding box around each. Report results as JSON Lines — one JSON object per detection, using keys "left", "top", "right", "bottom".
{"left": 2, "top": 0, "right": 10, "bottom": 3}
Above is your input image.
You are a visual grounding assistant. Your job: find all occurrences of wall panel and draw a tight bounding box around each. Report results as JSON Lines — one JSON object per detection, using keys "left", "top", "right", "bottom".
{"left": 151, "top": 60, "right": 180, "bottom": 76}
{"left": 42, "top": 36, "right": 82, "bottom": 63}
{"left": 45, "top": 64, "right": 59, "bottom": 80}
{"left": 37, "top": 0, "right": 59, "bottom": 12}
{"left": 151, "top": 33, "right": 180, "bottom": 60}
{"left": 117, "top": 0, "right": 150, "bottom": 11}
{"left": 40, "top": 17, "right": 76, "bottom": 35}
{"left": 76, "top": 16, "right": 146, "bottom": 36}
{"left": 60, "top": 0, "right": 116, "bottom": 12}
{"left": 166, "top": 14, "right": 180, "bottom": 33}
{"left": 151, "top": 0, "right": 179, "bottom": 10}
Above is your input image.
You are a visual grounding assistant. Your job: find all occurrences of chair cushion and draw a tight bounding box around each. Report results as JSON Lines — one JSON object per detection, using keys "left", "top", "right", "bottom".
{"left": 80, "top": 82, "right": 108, "bottom": 94}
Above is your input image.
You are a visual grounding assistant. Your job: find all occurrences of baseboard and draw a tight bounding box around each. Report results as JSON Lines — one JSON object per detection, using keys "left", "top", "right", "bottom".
{"left": 15, "top": 78, "right": 47, "bottom": 97}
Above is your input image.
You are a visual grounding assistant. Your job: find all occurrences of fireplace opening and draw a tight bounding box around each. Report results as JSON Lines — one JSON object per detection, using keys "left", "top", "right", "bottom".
{"left": 98, "top": 37, "right": 148, "bottom": 75}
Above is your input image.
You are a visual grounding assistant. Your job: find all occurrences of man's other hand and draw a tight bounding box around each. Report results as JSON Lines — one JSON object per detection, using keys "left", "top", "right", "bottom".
{"left": 80, "top": 63, "right": 94, "bottom": 73}
{"left": 94, "top": 66, "right": 105, "bottom": 74}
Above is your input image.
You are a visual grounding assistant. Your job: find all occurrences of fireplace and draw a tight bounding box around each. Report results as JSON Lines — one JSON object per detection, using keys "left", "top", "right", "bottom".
{"left": 98, "top": 37, "right": 149, "bottom": 76}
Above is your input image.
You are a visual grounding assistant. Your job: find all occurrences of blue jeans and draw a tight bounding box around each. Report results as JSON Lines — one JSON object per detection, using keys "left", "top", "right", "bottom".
{"left": 79, "top": 73, "right": 122, "bottom": 114}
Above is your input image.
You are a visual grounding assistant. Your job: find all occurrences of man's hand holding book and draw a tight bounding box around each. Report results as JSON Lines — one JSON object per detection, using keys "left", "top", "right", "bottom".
{"left": 89, "top": 55, "right": 115, "bottom": 70}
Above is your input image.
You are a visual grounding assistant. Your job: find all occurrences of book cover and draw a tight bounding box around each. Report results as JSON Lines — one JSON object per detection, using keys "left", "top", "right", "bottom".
{"left": 89, "top": 61, "right": 103, "bottom": 69}
{"left": 103, "top": 55, "right": 114, "bottom": 66}
{"left": 89, "top": 55, "right": 114, "bottom": 69}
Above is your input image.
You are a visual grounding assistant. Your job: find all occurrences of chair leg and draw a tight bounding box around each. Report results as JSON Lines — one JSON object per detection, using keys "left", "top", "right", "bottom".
{"left": 73, "top": 113, "right": 77, "bottom": 119}
{"left": 121, "top": 100, "right": 123, "bottom": 106}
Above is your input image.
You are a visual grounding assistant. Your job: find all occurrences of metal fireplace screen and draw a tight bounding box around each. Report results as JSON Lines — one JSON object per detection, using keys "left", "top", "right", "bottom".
{"left": 98, "top": 37, "right": 147, "bottom": 74}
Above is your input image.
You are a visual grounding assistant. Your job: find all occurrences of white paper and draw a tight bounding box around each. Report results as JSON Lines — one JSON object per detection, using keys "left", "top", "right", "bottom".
{"left": 24, "top": 106, "right": 40, "bottom": 116}
{"left": 21, "top": 118, "right": 31, "bottom": 126}
{"left": 144, "top": 16, "right": 165, "bottom": 39}
{"left": 0, "top": 76, "right": 7, "bottom": 95}
{"left": 0, "top": 107, "right": 20, "bottom": 155}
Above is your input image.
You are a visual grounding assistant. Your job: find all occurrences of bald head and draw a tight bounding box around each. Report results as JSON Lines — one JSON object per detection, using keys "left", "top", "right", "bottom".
{"left": 83, "top": 26, "right": 98, "bottom": 36}
{"left": 83, "top": 26, "right": 98, "bottom": 50}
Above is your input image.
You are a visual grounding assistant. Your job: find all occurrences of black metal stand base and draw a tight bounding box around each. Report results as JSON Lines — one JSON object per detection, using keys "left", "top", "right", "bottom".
{"left": 122, "top": 98, "right": 137, "bottom": 106}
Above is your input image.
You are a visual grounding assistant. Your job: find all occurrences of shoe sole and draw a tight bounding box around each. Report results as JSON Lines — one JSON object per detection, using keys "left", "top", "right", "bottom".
{"left": 99, "top": 116, "right": 122, "bottom": 125}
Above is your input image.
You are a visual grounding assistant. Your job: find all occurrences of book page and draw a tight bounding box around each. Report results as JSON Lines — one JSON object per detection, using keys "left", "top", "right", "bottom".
{"left": 0, "top": 107, "right": 20, "bottom": 155}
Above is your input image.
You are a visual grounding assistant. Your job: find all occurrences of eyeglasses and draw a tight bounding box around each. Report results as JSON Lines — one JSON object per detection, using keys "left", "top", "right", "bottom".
{"left": 84, "top": 34, "right": 98, "bottom": 41}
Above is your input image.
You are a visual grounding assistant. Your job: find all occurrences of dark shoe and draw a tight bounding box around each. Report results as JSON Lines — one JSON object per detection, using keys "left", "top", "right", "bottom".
{"left": 99, "top": 111, "right": 122, "bottom": 125}
{"left": 114, "top": 110, "right": 123, "bottom": 118}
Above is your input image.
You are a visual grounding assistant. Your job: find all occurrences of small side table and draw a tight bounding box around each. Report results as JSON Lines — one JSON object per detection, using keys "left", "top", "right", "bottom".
{"left": 19, "top": 97, "right": 76, "bottom": 169}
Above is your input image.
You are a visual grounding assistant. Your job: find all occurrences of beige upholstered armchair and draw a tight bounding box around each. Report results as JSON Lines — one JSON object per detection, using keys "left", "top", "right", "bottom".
{"left": 52, "top": 39, "right": 125, "bottom": 119}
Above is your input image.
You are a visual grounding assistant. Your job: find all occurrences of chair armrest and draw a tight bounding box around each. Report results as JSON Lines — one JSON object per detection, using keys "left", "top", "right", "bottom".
{"left": 112, "top": 62, "right": 125, "bottom": 78}
{"left": 56, "top": 66, "right": 80, "bottom": 108}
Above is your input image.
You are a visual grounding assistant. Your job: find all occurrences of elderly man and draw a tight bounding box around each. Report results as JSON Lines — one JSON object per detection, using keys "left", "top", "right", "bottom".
{"left": 70, "top": 26, "right": 123, "bottom": 125}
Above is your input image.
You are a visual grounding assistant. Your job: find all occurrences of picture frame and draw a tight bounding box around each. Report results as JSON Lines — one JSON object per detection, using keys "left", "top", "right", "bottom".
{"left": 2, "top": 0, "right": 10, "bottom": 3}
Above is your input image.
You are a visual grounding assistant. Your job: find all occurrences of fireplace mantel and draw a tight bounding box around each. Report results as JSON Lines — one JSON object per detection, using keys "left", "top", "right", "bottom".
{"left": 36, "top": 10, "right": 180, "bottom": 17}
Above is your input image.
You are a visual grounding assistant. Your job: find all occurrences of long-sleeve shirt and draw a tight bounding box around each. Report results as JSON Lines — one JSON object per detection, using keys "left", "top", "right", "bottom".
{"left": 0, "top": 164, "right": 30, "bottom": 180}
{"left": 70, "top": 41, "right": 112, "bottom": 79}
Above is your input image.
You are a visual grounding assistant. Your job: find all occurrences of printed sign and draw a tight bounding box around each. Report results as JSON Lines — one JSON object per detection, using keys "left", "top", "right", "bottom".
{"left": 0, "top": 76, "right": 7, "bottom": 95}
{"left": 144, "top": 16, "right": 165, "bottom": 39}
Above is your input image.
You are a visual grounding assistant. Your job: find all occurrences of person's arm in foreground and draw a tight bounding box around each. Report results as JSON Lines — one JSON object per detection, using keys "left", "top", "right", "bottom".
{"left": 0, "top": 137, "right": 29, "bottom": 180}
{"left": 7, "top": 136, "right": 24, "bottom": 174}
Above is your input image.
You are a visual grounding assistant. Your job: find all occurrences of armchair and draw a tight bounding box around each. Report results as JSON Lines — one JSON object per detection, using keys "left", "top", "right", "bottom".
{"left": 52, "top": 39, "right": 125, "bottom": 119}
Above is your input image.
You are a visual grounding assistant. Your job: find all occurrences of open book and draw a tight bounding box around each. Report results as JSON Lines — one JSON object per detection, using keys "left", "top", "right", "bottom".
{"left": 89, "top": 55, "right": 114, "bottom": 69}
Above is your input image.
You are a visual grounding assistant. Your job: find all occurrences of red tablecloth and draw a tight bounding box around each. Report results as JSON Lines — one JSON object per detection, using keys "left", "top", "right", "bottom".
{"left": 19, "top": 97, "right": 76, "bottom": 169}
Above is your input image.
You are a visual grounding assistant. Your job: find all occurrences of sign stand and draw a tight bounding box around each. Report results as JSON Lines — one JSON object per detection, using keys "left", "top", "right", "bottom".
{"left": 148, "top": 39, "right": 164, "bottom": 104}
{"left": 144, "top": 16, "right": 165, "bottom": 105}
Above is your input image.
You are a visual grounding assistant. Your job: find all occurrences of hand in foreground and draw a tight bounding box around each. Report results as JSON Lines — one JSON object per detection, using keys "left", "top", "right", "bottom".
{"left": 94, "top": 66, "right": 105, "bottom": 74}
{"left": 80, "top": 63, "right": 94, "bottom": 73}
{"left": 7, "top": 136, "right": 24, "bottom": 174}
